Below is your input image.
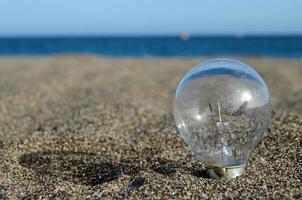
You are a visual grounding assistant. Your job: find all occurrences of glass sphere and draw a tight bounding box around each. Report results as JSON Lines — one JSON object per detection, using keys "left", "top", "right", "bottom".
{"left": 174, "top": 59, "right": 271, "bottom": 176}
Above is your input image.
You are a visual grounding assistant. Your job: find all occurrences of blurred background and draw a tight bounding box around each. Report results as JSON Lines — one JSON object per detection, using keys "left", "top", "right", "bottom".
{"left": 0, "top": 0, "right": 301, "bottom": 57}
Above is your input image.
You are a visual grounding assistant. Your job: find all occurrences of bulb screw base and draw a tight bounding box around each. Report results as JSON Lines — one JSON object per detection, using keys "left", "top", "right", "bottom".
{"left": 205, "top": 165, "right": 245, "bottom": 179}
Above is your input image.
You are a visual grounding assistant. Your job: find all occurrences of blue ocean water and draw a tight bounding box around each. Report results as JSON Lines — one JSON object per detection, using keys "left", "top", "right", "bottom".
{"left": 0, "top": 36, "right": 301, "bottom": 58}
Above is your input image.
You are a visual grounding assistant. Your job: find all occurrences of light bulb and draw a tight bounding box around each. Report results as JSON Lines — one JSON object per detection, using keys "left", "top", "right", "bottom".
{"left": 173, "top": 59, "right": 271, "bottom": 179}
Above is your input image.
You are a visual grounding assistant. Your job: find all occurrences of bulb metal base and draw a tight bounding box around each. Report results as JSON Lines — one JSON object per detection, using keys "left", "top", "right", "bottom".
{"left": 205, "top": 165, "right": 245, "bottom": 179}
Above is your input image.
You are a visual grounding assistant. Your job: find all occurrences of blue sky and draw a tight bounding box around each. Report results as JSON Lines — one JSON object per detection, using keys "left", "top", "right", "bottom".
{"left": 0, "top": 0, "right": 301, "bottom": 36}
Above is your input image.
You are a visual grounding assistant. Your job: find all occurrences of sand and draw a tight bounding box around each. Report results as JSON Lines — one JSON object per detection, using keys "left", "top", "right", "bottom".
{"left": 0, "top": 56, "right": 300, "bottom": 199}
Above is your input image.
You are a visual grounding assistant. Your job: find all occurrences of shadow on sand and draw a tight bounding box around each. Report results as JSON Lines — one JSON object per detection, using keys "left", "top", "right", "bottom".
{"left": 19, "top": 150, "right": 210, "bottom": 188}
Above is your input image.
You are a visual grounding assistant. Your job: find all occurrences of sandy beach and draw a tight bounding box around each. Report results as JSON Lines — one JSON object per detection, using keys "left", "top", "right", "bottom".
{"left": 0, "top": 56, "right": 300, "bottom": 199}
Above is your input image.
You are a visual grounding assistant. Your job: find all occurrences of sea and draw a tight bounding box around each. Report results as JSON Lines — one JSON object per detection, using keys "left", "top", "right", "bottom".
{"left": 0, "top": 36, "right": 301, "bottom": 58}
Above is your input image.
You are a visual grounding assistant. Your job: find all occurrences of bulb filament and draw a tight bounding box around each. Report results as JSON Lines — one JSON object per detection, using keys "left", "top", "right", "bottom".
{"left": 209, "top": 101, "right": 227, "bottom": 162}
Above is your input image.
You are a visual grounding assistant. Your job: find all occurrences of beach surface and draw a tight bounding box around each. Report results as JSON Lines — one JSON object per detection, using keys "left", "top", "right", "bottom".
{"left": 0, "top": 56, "right": 301, "bottom": 199}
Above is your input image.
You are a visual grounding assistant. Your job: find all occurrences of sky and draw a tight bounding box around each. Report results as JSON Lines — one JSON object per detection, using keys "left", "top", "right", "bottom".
{"left": 0, "top": 0, "right": 301, "bottom": 36}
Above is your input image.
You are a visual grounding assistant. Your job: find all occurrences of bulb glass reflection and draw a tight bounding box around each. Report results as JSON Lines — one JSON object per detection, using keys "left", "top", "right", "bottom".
{"left": 174, "top": 59, "right": 271, "bottom": 178}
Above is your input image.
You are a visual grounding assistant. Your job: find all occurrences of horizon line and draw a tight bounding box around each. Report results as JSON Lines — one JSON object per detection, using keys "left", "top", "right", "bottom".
{"left": 0, "top": 33, "right": 302, "bottom": 38}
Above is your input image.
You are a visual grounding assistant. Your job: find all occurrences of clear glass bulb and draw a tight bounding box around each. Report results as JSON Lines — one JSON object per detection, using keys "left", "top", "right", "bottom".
{"left": 173, "top": 59, "right": 271, "bottom": 179}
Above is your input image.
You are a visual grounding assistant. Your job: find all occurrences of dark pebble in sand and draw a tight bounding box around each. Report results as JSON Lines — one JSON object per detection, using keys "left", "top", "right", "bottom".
{"left": 129, "top": 177, "right": 146, "bottom": 188}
